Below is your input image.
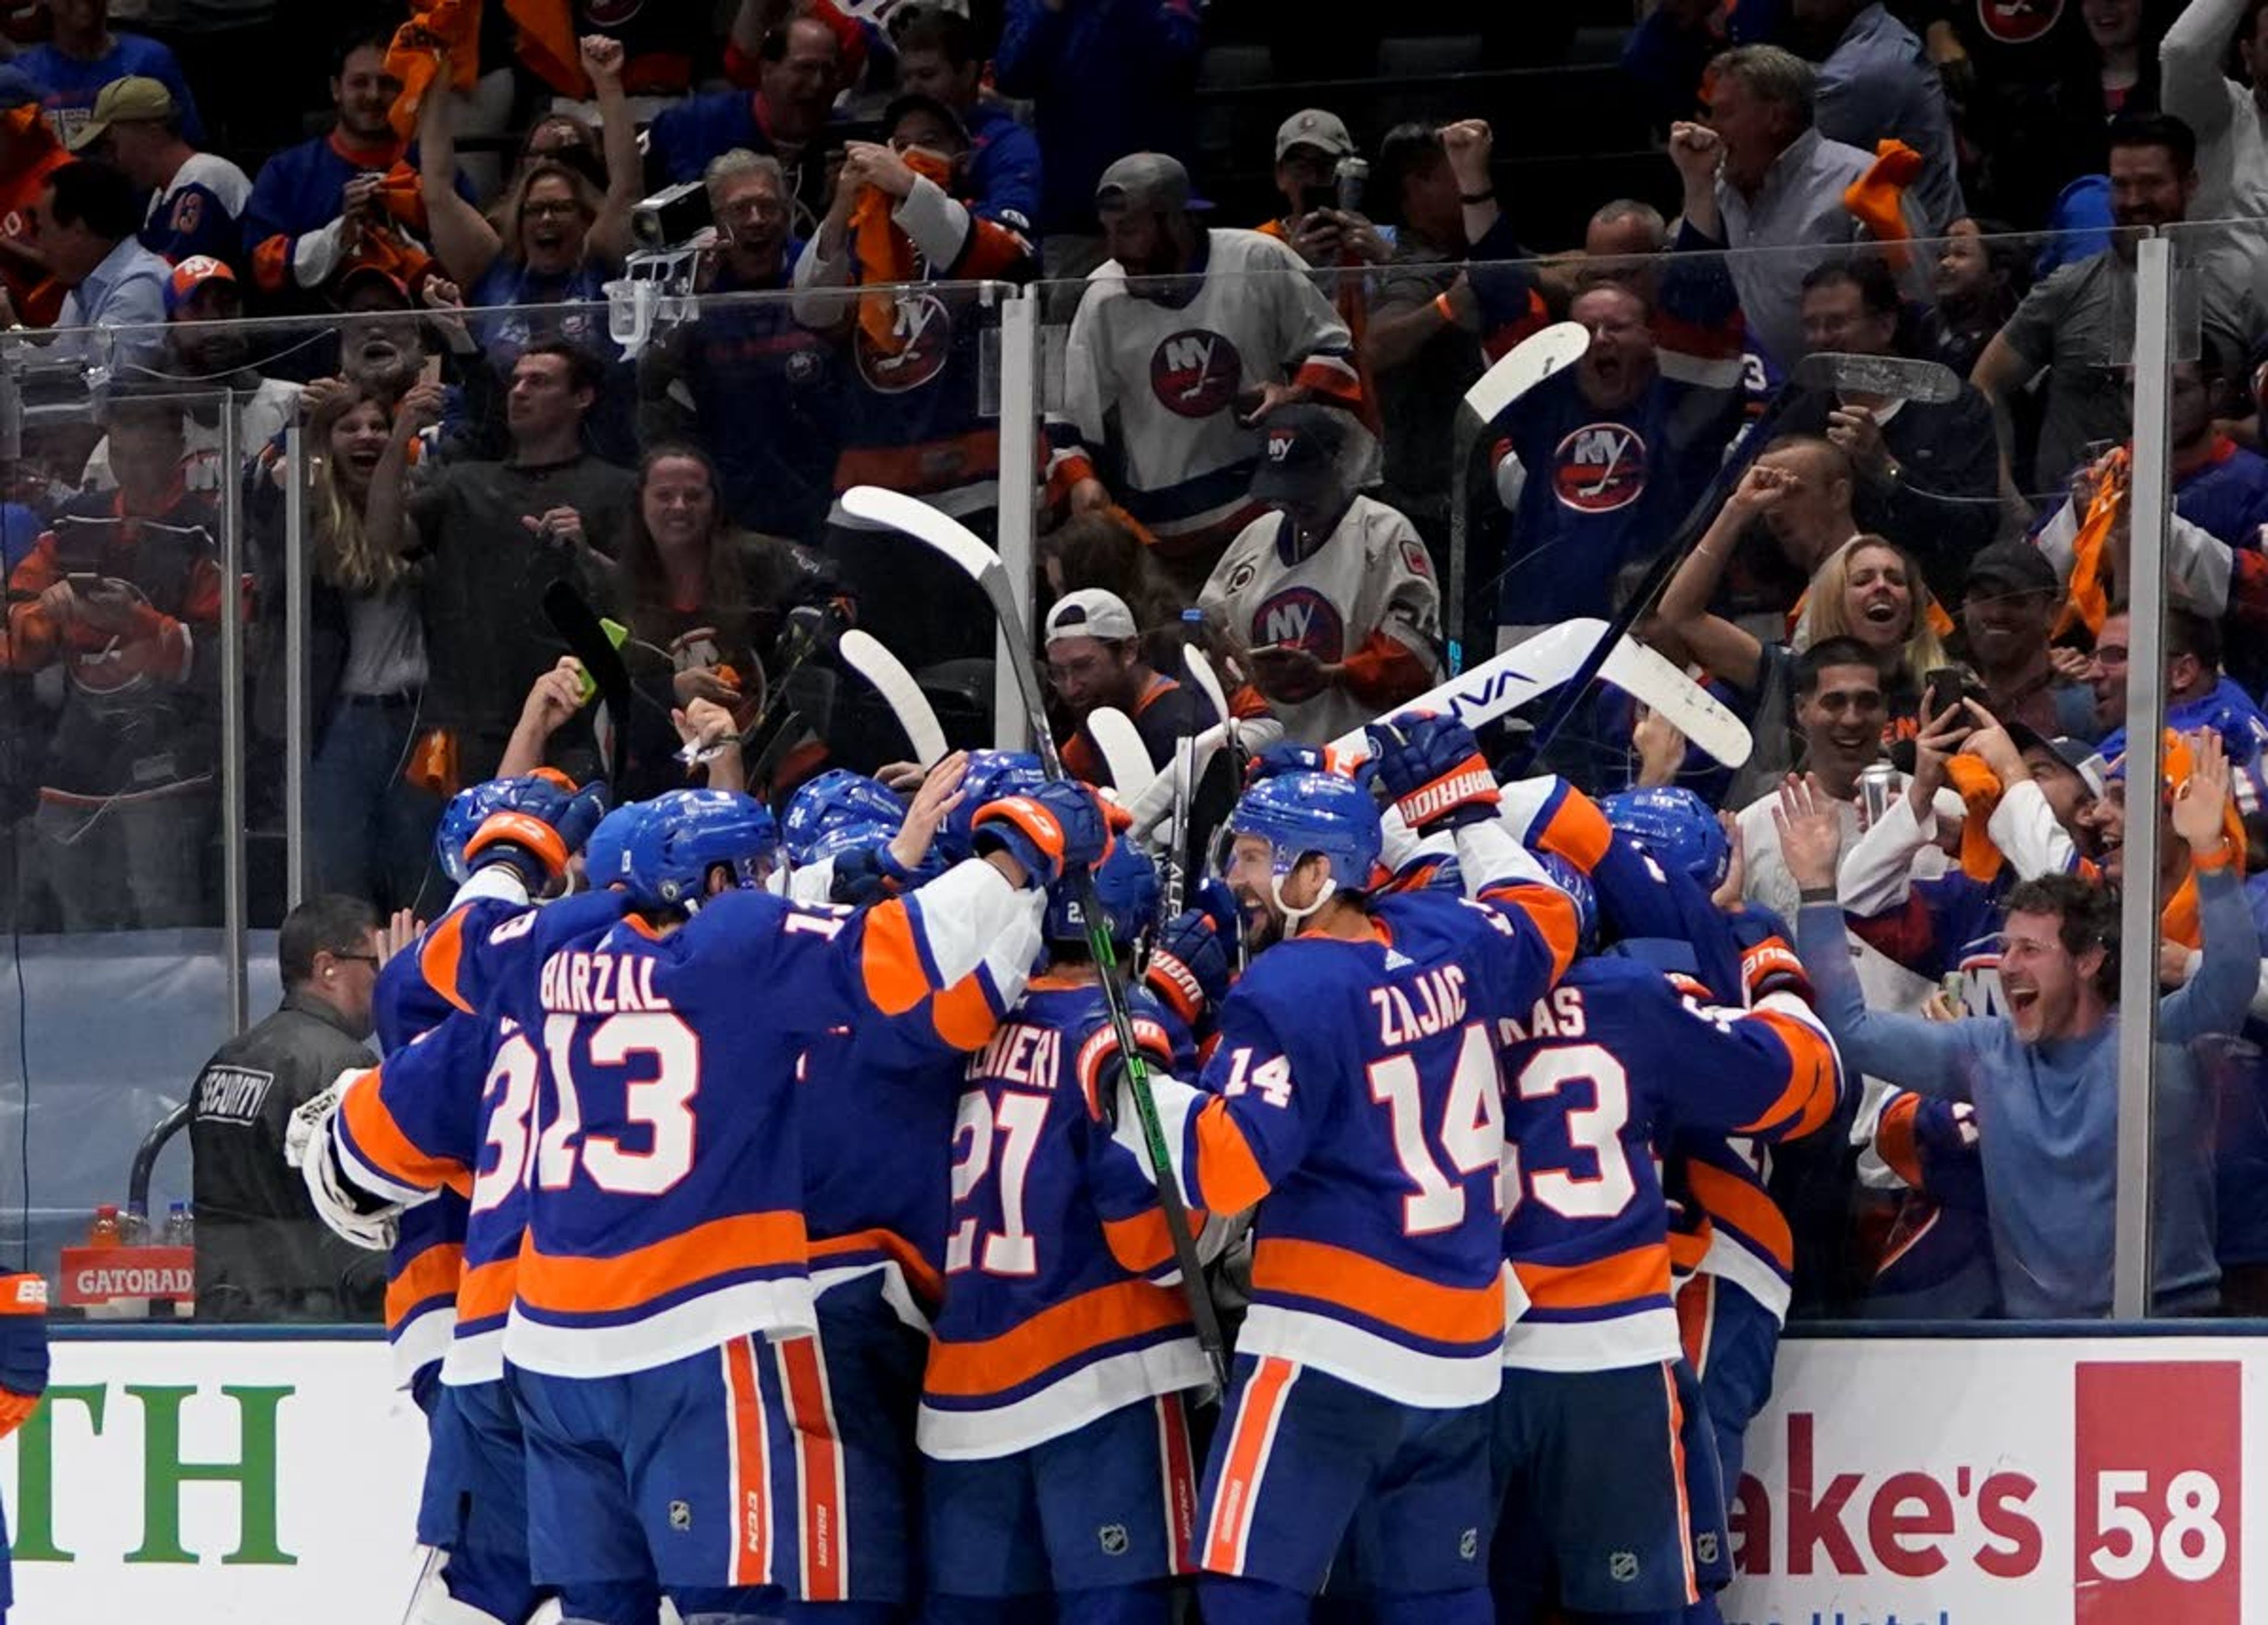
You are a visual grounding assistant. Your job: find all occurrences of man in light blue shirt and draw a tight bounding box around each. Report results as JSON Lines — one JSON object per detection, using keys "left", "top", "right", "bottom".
{"left": 1775, "top": 748, "right": 2260, "bottom": 1317}
{"left": 1798, "top": 0, "right": 1967, "bottom": 233}
{"left": 40, "top": 158, "right": 169, "bottom": 369}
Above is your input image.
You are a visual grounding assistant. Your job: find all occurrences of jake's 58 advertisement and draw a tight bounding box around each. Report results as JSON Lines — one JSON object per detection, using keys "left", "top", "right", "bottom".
{"left": 0, "top": 1332, "right": 2259, "bottom": 1622}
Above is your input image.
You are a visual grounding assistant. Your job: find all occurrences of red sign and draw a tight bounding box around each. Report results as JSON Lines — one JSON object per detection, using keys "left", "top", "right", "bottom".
{"left": 58, "top": 1246, "right": 195, "bottom": 1307}
{"left": 2074, "top": 1360, "right": 2240, "bottom": 1620}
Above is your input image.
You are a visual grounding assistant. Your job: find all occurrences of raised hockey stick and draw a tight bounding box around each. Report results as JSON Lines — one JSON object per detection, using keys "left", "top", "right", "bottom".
{"left": 1168, "top": 640, "right": 1234, "bottom": 917}
{"left": 545, "top": 579, "right": 638, "bottom": 791}
{"left": 1448, "top": 321, "right": 1591, "bottom": 669}
{"left": 1086, "top": 706, "right": 1156, "bottom": 802}
{"left": 1517, "top": 350, "right": 1957, "bottom": 772}
{"left": 840, "top": 485, "right": 1234, "bottom": 1389}
{"left": 1596, "top": 636, "right": 1752, "bottom": 768}
{"left": 838, "top": 628, "right": 949, "bottom": 769}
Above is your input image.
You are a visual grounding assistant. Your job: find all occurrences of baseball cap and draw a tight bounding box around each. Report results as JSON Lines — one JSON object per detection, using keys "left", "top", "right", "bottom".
{"left": 69, "top": 76, "right": 175, "bottom": 151}
{"left": 1094, "top": 152, "right": 1210, "bottom": 216}
{"left": 1249, "top": 403, "right": 1354, "bottom": 504}
{"left": 1275, "top": 109, "right": 1355, "bottom": 163}
{"left": 331, "top": 263, "right": 413, "bottom": 311}
{"left": 1045, "top": 588, "right": 1140, "bottom": 646}
{"left": 2005, "top": 720, "right": 2107, "bottom": 797}
{"left": 880, "top": 92, "right": 968, "bottom": 152}
{"left": 164, "top": 254, "right": 237, "bottom": 316}
{"left": 1964, "top": 540, "right": 2059, "bottom": 598}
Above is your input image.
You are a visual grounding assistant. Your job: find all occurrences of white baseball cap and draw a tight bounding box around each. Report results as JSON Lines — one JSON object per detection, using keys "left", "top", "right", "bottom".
{"left": 1045, "top": 588, "right": 1140, "bottom": 645}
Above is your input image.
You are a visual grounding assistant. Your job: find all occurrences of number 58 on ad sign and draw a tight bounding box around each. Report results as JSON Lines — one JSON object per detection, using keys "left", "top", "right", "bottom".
{"left": 2075, "top": 1361, "right": 2240, "bottom": 1619}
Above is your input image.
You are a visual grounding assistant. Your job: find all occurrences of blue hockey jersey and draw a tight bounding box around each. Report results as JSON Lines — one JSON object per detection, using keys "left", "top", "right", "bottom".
{"left": 1499, "top": 957, "right": 1845, "bottom": 1371}
{"left": 920, "top": 977, "right": 1209, "bottom": 1458}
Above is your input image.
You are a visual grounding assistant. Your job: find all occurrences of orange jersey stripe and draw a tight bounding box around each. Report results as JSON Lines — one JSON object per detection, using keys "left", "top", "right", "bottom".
{"left": 457, "top": 1255, "right": 517, "bottom": 1324}
{"left": 384, "top": 1242, "right": 464, "bottom": 1330}
{"left": 857, "top": 903, "right": 932, "bottom": 1017}
{"left": 810, "top": 1226, "right": 946, "bottom": 1309}
{"left": 1738, "top": 1009, "right": 1842, "bottom": 1140}
{"left": 1875, "top": 1093, "right": 1927, "bottom": 1189}
{"left": 1515, "top": 1241, "right": 1673, "bottom": 1313}
{"left": 1192, "top": 1099, "right": 1272, "bottom": 1214}
{"left": 930, "top": 972, "right": 1003, "bottom": 1053}
{"left": 1684, "top": 1161, "right": 1793, "bottom": 1270}
{"left": 1534, "top": 787, "right": 1614, "bottom": 872}
{"left": 1676, "top": 1274, "right": 1717, "bottom": 1374}
{"left": 924, "top": 1277, "right": 1191, "bottom": 1398}
{"left": 516, "top": 1209, "right": 810, "bottom": 1317}
{"left": 341, "top": 1071, "right": 471, "bottom": 1197}
{"left": 420, "top": 909, "right": 475, "bottom": 1014}
{"left": 1101, "top": 1205, "right": 1210, "bottom": 1277}
{"left": 1250, "top": 1237, "right": 1503, "bottom": 1345}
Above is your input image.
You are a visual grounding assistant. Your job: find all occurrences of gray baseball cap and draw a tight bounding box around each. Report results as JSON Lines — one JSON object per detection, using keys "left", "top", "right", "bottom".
{"left": 1094, "top": 152, "right": 1211, "bottom": 216}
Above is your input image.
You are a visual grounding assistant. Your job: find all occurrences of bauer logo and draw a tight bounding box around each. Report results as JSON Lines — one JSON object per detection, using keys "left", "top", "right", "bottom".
{"left": 1149, "top": 329, "right": 1243, "bottom": 419}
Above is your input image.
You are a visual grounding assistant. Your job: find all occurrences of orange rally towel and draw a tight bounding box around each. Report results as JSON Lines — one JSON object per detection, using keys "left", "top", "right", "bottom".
{"left": 2155, "top": 730, "right": 2247, "bottom": 949}
{"left": 1943, "top": 755, "right": 2008, "bottom": 882}
{"left": 1843, "top": 139, "right": 1922, "bottom": 243}
{"left": 853, "top": 149, "right": 957, "bottom": 357}
{"left": 387, "top": 0, "right": 585, "bottom": 139}
{"left": 2056, "top": 448, "right": 2129, "bottom": 639}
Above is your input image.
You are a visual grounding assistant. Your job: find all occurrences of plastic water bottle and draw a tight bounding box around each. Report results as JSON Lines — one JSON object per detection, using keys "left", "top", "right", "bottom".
{"left": 121, "top": 1200, "right": 149, "bottom": 1247}
{"left": 162, "top": 1202, "right": 194, "bottom": 1248}
{"left": 87, "top": 1203, "right": 120, "bottom": 1248}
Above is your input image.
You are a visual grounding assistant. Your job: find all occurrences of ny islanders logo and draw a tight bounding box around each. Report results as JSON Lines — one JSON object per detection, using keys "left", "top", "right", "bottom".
{"left": 1552, "top": 422, "right": 1647, "bottom": 513}
{"left": 1149, "top": 329, "right": 1243, "bottom": 418}
{"left": 1977, "top": 0, "right": 2062, "bottom": 45}
{"left": 856, "top": 292, "right": 952, "bottom": 393}
{"left": 1250, "top": 586, "right": 1345, "bottom": 661}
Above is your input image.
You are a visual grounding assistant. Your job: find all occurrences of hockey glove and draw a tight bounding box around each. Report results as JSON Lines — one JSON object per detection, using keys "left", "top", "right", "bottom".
{"left": 970, "top": 781, "right": 1117, "bottom": 887}
{"left": 1731, "top": 909, "right": 1814, "bottom": 1006}
{"left": 1366, "top": 711, "right": 1501, "bottom": 833}
{"left": 1145, "top": 879, "right": 1239, "bottom": 1027}
{"left": 0, "top": 1271, "right": 45, "bottom": 1437}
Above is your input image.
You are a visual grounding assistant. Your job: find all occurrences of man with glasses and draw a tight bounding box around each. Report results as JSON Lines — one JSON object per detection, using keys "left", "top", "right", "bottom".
{"left": 187, "top": 895, "right": 410, "bottom": 1322}
{"left": 1044, "top": 587, "right": 1215, "bottom": 788}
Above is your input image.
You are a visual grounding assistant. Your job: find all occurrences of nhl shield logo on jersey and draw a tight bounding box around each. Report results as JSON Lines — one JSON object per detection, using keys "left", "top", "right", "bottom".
{"left": 856, "top": 292, "right": 953, "bottom": 393}
{"left": 1552, "top": 422, "right": 1648, "bottom": 513}
{"left": 1608, "top": 1549, "right": 1640, "bottom": 1582}
{"left": 1250, "top": 586, "right": 1345, "bottom": 661}
{"left": 1097, "top": 1523, "right": 1129, "bottom": 1555}
{"left": 1977, "top": 0, "right": 2063, "bottom": 45}
{"left": 1149, "top": 328, "right": 1244, "bottom": 419}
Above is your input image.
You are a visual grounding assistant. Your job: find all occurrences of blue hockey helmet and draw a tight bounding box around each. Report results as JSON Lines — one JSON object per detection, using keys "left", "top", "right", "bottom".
{"left": 1534, "top": 851, "right": 1598, "bottom": 955}
{"left": 581, "top": 801, "right": 643, "bottom": 892}
{"left": 781, "top": 769, "right": 907, "bottom": 865}
{"left": 618, "top": 789, "right": 781, "bottom": 909}
{"left": 1602, "top": 786, "right": 1731, "bottom": 893}
{"left": 1228, "top": 769, "right": 1383, "bottom": 909}
{"left": 940, "top": 750, "right": 1047, "bottom": 859}
{"left": 1043, "top": 838, "right": 1162, "bottom": 949}
{"left": 434, "top": 771, "right": 573, "bottom": 885}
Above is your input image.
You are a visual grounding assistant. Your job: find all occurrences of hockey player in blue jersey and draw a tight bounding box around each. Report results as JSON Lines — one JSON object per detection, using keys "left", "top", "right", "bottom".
{"left": 1490, "top": 837, "right": 1847, "bottom": 1625}
{"left": 476, "top": 781, "right": 1094, "bottom": 1623}
{"left": 1096, "top": 713, "right": 1582, "bottom": 1625}
{"left": 921, "top": 838, "right": 1212, "bottom": 1624}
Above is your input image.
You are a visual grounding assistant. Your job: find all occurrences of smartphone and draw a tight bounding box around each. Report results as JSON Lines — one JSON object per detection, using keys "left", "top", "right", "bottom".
{"left": 1294, "top": 182, "right": 1334, "bottom": 218}
{"left": 65, "top": 572, "right": 100, "bottom": 592}
{"left": 1922, "top": 665, "right": 1983, "bottom": 725}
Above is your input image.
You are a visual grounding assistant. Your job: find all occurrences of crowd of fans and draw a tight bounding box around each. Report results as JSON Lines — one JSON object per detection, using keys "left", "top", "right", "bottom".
{"left": 0, "top": 0, "right": 2263, "bottom": 1321}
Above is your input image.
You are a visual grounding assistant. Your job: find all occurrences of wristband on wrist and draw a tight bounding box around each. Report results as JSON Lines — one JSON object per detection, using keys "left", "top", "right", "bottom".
{"left": 2194, "top": 837, "right": 2239, "bottom": 873}
{"left": 1798, "top": 885, "right": 1840, "bottom": 904}
{"left": 1433, "top": 291, "right": 1459, "bottom": 325}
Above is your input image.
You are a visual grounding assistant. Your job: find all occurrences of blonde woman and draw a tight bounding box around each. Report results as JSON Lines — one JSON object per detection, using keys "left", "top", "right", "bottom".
{"left": 253, "top": 384, "right": 439, "bottom": 911}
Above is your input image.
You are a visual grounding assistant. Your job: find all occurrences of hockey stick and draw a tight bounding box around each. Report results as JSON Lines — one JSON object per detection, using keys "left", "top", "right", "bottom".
{"left": 545, "top": 580, "right": 637, "bottom": 791}
{"left": 1168, "top": 640, "right": 1234, "bottom": 917}
{"left": 1086, "top": 706, "right": 1156, "bottom": 802}
{"left": 1595, "top": 637, "right": 1752, "bottom": 767}
{"left": 1517, "top": 350, "right": 1956, "bottom": 772}
{"left": 1449, "top": 321, "right": 1591, "bottom": 669}
{"left": 838, "top": 628, "right": 949, "bottom": 768}
{"left": 840, "top": 485, "right": 1234, "bottom": 1389}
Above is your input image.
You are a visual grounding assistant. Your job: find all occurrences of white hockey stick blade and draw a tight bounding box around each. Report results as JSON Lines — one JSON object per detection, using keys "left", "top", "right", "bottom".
{"left": 1327, "top": 618, "right": 1609, "bottom": 761}
{"left": 838, "top": 628, "right": 949, "bottom": 768}
{"left": 841, "top": 485, "right": 1002, "bottom": 589}
{"left": 1791, "top": 351, "right": 1960, "bottom": 406}
{"left": 1181, "top": 642, "right": 1231, "bottom": 730}
{"left": 1086, "top": 707, "right": 1156, "bottom": 800}
{"left": 1462, "top": 321, "right": 1590, "bottom": 424}
{"left": 1594, "top": 638, "right": 1753, "bottom": 768}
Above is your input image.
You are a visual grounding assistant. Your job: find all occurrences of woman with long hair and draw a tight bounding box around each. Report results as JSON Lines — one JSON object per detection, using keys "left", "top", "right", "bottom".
{"left": 254, "top": 383, "right": 439, "bottom": 910}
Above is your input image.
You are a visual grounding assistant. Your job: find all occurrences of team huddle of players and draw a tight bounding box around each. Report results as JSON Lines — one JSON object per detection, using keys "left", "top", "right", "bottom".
{"left": 288, "top": 710, "right": 1849, "bottom": 1625}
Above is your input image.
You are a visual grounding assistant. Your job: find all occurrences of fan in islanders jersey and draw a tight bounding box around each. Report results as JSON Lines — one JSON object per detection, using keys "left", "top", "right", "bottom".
{"left": 1093, "top": 716, "right": 1588, "bottom": 1625}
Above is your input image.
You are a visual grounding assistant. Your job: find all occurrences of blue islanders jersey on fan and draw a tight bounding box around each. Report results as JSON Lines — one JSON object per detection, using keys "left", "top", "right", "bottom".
{"left": 1142, "top": 883, "right": 1579, "bottom": 1408}
{"left": 920, "top": 977, "right": 1210, "bottom": 1460}
{"left": 497, "top": 860, "right": 1040, "bottom": 1379}
{"left": 1498, "top": 957, "right": 1845, "bottom": 1371}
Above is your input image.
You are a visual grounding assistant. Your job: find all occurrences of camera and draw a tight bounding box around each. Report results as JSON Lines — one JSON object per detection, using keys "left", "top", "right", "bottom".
{"left": 631, "top": 182, "right": 712, "bottom": 252}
